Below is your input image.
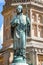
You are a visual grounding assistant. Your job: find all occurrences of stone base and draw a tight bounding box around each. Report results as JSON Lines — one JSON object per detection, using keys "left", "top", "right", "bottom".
{"left": 12, "top": 63, "right": 28, "bottom": 65}
{"left": 11, "top": 56, "right": 28, "bottom": 65}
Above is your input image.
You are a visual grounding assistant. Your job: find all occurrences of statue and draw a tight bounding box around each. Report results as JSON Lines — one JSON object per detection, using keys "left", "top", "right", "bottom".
{"left": 11, "top": 5, "right": 30, "bottom": 64}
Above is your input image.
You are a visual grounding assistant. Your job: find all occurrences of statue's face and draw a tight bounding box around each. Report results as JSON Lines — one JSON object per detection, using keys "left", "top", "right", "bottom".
{"left": 16, "top": 5, "right": 23, "bottom": 14}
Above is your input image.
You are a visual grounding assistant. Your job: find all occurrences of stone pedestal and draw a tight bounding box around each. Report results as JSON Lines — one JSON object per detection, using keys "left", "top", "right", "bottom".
{"left": 11, "top": 56, "right": 28, "bottom": 65}
{"left": 12, "top": 63, "right": 28, "bottom": 65}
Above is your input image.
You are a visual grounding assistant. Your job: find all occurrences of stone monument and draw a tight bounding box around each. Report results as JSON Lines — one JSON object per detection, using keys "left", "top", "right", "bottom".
{"left": 11, "top": 5, "right": 30, "bottom": 65}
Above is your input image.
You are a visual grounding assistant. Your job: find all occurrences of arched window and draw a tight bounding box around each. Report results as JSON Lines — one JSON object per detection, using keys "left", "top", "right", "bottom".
{"left": 38, "top": 26, "right": 41, "bottom": 37}
{"left": 32, "top": 13, "right": 36, "bottom": 22}
{"left": 32, "top": 24, "right": 37, "bottom": 37}
{"left": 38, "top": 15, "right": 42, "bottom": 23}
{"left": 40, "top": 27, "right": 43, "bottom": 38}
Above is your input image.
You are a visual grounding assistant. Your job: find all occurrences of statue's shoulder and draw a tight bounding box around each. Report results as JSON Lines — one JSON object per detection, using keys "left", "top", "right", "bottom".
{"left": 22, "top": 14, "right": 26, "bottom": 17}
{"left": 22, "top": 14, "right": 30, "bottom": 19}
{"left": 22, "top": 14, "right": 26, "bottom": 19}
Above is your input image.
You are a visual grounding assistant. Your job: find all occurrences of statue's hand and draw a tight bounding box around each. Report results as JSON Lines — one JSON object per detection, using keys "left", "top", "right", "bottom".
{"left": 15, "top": 22, "right": 20, "bottom": 28}
{"left": 14, "top": 19, "right": 20, "bottom": 26}
{"left": 11, "top": 19, "right": 20, "bottom": 27}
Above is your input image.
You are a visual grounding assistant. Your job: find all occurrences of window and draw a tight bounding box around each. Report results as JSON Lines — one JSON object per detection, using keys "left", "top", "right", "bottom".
{"left": 40, "top": 27, "right": 43, "bottom": 38}
{"left": 38, "top": 26, "right": 41, "bottom": 37}
{"left": 38, "top": 26, "right": 43, "bottom": 38}
{"left": 38, "top": 15, "right": 42, "bottom": 23}
{"left": 32, "top": 13, "right": 36, "bottom": 22}
{"left": 32, "top": 25, "right": 37, "bottom": 37}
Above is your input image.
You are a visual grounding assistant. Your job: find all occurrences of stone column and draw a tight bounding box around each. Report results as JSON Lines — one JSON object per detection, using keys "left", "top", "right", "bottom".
{"left": 30, "top": 9, "right": 32, "bottom": 37}
{"left": 29, "top": 49, "right": 35, "bottom": 65}
{"left": 36, "top": 14, "right": 38, "bottom": 37}
{"left": 29, "top": 48, "right": 38, "bottom": 65}
{"left": 36, "top": 53, "right": 38, "bottom": 65}
{"left": 34, "top": 49, "right": 38, "bottom": 65}
{"left": 0, "top": 0, "right": 5, "bottom": 49}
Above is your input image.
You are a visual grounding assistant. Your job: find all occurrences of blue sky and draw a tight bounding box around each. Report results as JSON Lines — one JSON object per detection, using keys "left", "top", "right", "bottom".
{"left": 0, "top": 0, "right": 5, "bottom": 49}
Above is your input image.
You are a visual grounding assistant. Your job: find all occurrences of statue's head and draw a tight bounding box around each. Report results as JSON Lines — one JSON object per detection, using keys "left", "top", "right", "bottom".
{"left": 16, "top": 5, "right": 23, "bottom": 14}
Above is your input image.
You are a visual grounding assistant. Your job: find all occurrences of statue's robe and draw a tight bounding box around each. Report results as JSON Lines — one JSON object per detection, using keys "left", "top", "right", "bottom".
{"left": 11, "top": 13, "right": 30, "bottom": 50}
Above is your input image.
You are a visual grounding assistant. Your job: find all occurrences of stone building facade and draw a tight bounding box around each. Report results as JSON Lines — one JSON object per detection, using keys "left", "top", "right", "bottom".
{"left": 0, "top": 0, "right": 43, "bottom": 65}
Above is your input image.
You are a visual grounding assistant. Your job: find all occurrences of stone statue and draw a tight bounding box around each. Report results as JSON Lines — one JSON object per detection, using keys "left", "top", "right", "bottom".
{"left": 11, "top": 5, "right": 30, "bottom": 60}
